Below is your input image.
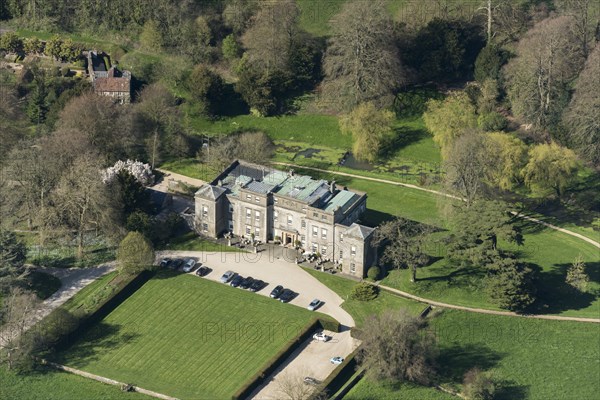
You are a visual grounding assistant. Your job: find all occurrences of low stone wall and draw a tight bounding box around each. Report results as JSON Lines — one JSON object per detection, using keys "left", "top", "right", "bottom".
{"left": 46, "top": 361, "right": 179, "bottom": 400}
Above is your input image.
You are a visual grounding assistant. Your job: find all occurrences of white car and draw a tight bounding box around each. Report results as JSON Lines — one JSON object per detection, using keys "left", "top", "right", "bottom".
{"left": 182, "top": 258, "right": 197, "bottom": 272}
{"left": 220, "top": 270, "right": 235, "bottom": 283}
{"left": 307, "top": 299, "right": 322, "bottom": 311}
{"left": 330, "top": 356, "right": 344, "bottom": 365}
{"left": 313, "top": 332, "right": 331, "bottom": 342}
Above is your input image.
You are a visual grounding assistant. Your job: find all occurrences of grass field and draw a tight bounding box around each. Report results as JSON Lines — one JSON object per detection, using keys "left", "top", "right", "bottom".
{"left": 345, "top": 379, "right": 456, "bottom": 400}
{"left": 309, "top": 271, "right": 600, "bottom": 400}
{"left": 0, "top": 366, "right": 151, "bottom": 400}
{"left": 432, "top": 310, "right": 600, "bottom": 399}
{"left": 304, "top": 268, "right": 424, "bottom": 327}
{"left": 56, "top": 270, "right": 321, "bottom": 399}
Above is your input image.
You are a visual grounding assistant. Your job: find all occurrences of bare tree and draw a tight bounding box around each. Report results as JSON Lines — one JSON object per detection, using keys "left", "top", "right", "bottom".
{"left": 563, "top": 42, "right": 600, "bottom": 168}
{"left": 276, "top": 369, "right": 319, "bottom": 400}
{"left": 322, "top": 0, "right": 406, "bottom": 112}
{"left": 358, "top": 309, "right": 436, "bottom": 384}
{"left": 556, "top": 0, "right": 599, "bottom": 58}
{"left": 504, "top": 16, "right": 585, "bottom": 132}
{"left": 199, "top": 132, "right": 274, "bottom": 171}
{"left": 0, "top": 288, "right": 40, "bottom": 370}
{"left": 444, "top": 130, "right": 488, "bottom": 207}
{"left": 241, "top": 0, "right": 300, "bottom": 75}
{"left": 51, "top": 153, "right": 121, "bottom": 258}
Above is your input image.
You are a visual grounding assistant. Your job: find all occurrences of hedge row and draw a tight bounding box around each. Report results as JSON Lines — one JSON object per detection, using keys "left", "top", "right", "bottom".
{"left": 48, "top": 270, "right": 154, "bottom": 351}
{"left": 309, "top": 345, "right": 363, "bottom": 400}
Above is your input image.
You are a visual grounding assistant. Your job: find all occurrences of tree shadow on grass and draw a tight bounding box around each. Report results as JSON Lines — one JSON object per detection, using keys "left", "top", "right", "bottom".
{"left": 528, "top": 262, "right": 599, "bottom": 315}
{"left": 494, "top": 380, "right": 530, "bottom": 400}
{"left": 437, "top": 343, "right": 504, "bottom": 384}
{"left": 54, "top": 321, "right": 139, "bottom": 369}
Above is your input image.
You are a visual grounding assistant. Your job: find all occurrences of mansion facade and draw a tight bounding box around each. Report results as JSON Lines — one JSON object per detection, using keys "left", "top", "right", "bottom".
{"left": 194, "top": 160, "right": 377, "bottom": 278}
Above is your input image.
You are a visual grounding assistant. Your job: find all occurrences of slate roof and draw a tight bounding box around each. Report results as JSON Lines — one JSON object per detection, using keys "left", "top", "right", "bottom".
{"left": 345, "top": 223, "right": 375, "bottom": 239}
{"left": 94, "top": 77, "right": 130, "bottom": 93}
{"left": 196, "top": 184, "right": 227, "bottom": 200}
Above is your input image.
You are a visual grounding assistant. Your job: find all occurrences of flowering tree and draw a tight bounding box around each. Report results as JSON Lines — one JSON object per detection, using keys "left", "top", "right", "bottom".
{"left": 102, "top": 160, "right": 155, "bottom": 187}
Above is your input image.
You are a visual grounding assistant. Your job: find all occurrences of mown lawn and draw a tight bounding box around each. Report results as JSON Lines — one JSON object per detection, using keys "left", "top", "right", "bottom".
{"left": 345, "top": 379, "right": 455, "bottom": 400}
{"left": 344, "top": 311, "right": 600, "bottom": 400}
{"left": 310, "top": 271, "right": 600, "bottom": 400}
{"left": 304, "top": 268, "right": 424, "bottom": 327}
{"left": 431, "top": 310, "right": 600, "bottom": 399}
{"left": 0, "top": 366, "right": 151, "bottom": 400}
{"left": 56, "top": 271, "right": 320, "bottom": 399}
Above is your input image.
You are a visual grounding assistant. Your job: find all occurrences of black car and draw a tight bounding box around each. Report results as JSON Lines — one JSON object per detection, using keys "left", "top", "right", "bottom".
{"left": 279, "top": 289, "right": 295, "bottom": 303}
{"left": 230, "top": 274, "right": 243, "bottom": 287}
{"left": 195, "top": 266, "right": 211, "bottom": 277}
{"left": 159, "top": 258, "right": 172, "bottom": 268}
{"left": 270, "top": 285, "right": 283, "bottom": 299}
{"left": 249, "top": 279, "right": 265, "bottom": 292}
{"left": 171, "top": 259, "right": 184, "bottom": 270}
{"left": 240, "top": 276, "right": 255, "bottom": 290}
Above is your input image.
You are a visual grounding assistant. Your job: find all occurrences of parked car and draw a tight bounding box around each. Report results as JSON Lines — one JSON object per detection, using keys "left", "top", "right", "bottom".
{"left": 171, "top": 259, "right": 184, "bottom": 270}
{"left": 270, "top": 285, "right": 283, "bottom": 299}
{"left": 279, "top": 289, "right": 295, "bottom": 303}
{"left": 182, "top": 258, "right": 197, "bottom": 272}
{"left": 159, "top": 258, "right": 172, "bottom": 268}
{"left": 303, "top": 377, "right": 319, "bottom": 386}
{"left": 249, "top": 279, "right": 265, "bottom": 292}
{"left": 313, "top": 332, "right": 331, "bottom": 342}
{"left": 195, "top": 266, "right": 211, "bottom": 277}
{"left": 330, "top": 356, "right": 344, "bottom": 365}
{"left": 307, "top": 299, "right": 322, "bottom": 311}
{"left": 230, "top": 274, "right": 243, "bottom": 288}
{"left": 220, "top": 270, "right": 235, "bottom": 283}
{"left": 240, "top": 276, "right": 255, "bottom": 290}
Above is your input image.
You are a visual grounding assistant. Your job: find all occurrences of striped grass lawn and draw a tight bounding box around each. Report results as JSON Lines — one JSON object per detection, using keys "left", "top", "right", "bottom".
{"left": 56, "top": 271, "right": 319, "bottom": 399}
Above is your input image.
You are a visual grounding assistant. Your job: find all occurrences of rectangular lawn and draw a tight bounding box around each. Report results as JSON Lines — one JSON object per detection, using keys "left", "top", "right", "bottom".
{"left": 56, "top": 271, "right": 319, "bottom": 399}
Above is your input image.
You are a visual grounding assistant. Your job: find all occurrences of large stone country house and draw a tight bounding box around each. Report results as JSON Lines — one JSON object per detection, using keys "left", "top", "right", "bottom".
{"left": 195, "top": 160, "right": 377, "bottom": 278}
{"left": 87, "top": 50, "right": 131, "bottom": 104}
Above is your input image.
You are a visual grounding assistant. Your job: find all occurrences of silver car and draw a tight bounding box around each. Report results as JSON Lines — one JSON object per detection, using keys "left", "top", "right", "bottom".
{"left": 220, "top": 270, "right": 235, "bottom": 283}
{"left": 182, "top": 258, "right": 197, "bottom": 272}
{"left": 307, "top": 299, "right": 322, "bottom": 311}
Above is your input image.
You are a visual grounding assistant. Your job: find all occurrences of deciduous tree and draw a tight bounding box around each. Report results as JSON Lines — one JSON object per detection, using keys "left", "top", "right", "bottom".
{"left": 443, "top": 130, "right": 488, "bottom": 206}
{"left": 241, "top": 0, "right": 300, "bottom": 75}
{"left": 562, "top": 43, "right": 600, "bottom": 168}
{"left": 423, "top": 92, "right": 478, "bottom": 158}
{"left": 522, "top": 142, "right": 579, "bottom": 197}
{"left": 484, "top": 132, "right": 528, "bottom": 191}
{"left": 339, "top": 102, "right": 395, "bottom": 162}
{"left": 52, "top": 153, "right": 121, "bottom": 258}
{"left": 0, "top": 288, "right": 40, "bottom": 371}
{"left": 358, "top": 309, "right": 436, "bottom": 384}
{"left": 116, "top": 231, "right": 155, "bottom": 275}
{"left": 462, "top": 367, "right": 496, "bottom": 400}
{"left": 504, "top": 16, "right": 584, "bottom": 132}
{"left": 322, "top": 0, "right": 405, "bottom": 112}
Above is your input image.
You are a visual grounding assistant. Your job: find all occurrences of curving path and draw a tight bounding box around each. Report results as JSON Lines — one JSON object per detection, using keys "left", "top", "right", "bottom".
{"left": 375, "top": 283, "right": 600, "bottom": 323}
{"left": 272, "top": 162, "right": 600, "bottom": 249}
{"left": 0, "top": 264, "right": 115, "bottom": 348}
